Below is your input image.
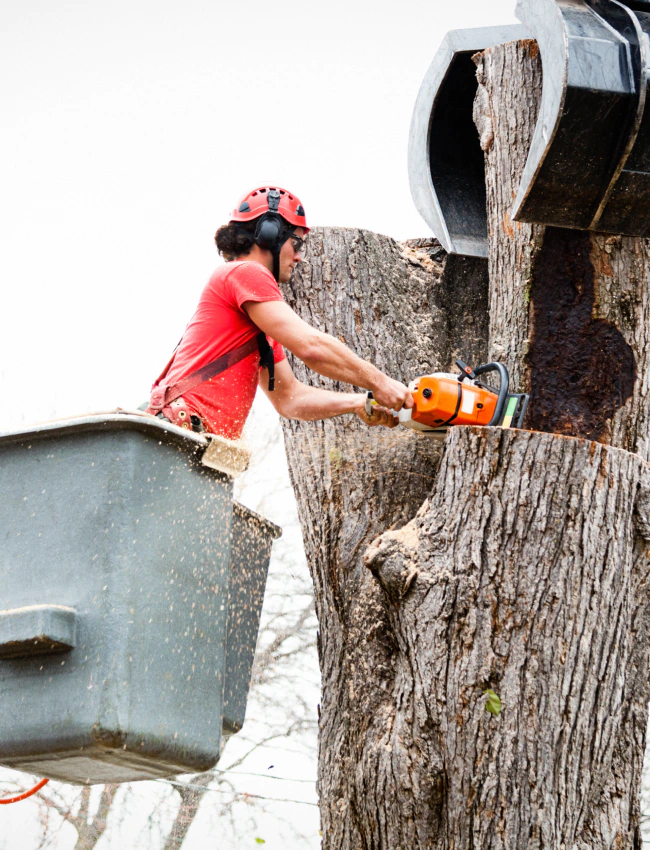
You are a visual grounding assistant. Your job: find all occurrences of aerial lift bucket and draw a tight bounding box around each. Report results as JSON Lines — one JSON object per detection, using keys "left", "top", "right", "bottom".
{"left": 409, "top": 0, "right": 650, "bottom": 257}
{"left": 0, "top": 413, "right": 280, "bottom": 785}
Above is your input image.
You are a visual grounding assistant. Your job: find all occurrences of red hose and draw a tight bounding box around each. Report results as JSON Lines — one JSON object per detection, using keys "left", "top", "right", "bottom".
{"left": 0, "top": 778, "right": 49, "bottom": 804}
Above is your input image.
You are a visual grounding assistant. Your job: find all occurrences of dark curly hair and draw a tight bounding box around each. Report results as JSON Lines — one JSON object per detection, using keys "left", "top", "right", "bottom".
{"left": 214, "top": 221, "right": 257, "bottom": 261}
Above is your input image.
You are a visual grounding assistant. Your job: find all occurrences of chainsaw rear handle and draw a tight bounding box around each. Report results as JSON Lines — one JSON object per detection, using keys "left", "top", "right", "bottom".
{"left": 365, "top": 392, "right": 375, "bottom": 417}
{"left": 364, "top": 392, "right": 404, "bottom": 421}
{"left": 470, "top": 362, "right": 510, "bottom": 427}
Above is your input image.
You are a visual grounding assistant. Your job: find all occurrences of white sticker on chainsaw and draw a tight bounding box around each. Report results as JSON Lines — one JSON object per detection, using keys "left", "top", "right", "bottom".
{"left": 461, "top": 390, "right": 476, "bottom": 415}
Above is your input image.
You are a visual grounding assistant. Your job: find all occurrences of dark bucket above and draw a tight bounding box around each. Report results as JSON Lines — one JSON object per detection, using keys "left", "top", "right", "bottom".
{"left": 0, "top": 414, "right": 280, "bottom": 785}
{"left": 409, "top": 0, "right": 650, "bottom": 256}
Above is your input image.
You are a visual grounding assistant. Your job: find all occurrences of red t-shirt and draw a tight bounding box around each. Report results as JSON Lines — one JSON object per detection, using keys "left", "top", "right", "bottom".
{"left": 157, "top": 261, "right": 286, "bottom": 439}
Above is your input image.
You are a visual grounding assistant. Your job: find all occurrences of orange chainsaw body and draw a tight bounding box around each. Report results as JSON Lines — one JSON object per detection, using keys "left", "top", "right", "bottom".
{"left": 411, "top": 374, "right": 498, "bottom": 428}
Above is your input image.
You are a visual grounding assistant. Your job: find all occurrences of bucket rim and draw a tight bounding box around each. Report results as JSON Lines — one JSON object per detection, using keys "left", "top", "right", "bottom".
{"left": 0, "top": 411, "right": 209, "bottom": 452}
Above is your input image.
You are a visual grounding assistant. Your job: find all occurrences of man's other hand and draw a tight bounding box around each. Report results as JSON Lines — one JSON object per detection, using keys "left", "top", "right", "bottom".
{"left": 354, "top": 398, "right": 398, "bottom": 428}
{"left": 371, "top": 377, "right": 414, "bottom": 412}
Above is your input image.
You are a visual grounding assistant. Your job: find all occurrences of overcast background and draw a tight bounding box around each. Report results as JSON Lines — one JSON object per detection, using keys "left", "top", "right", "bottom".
{"left": 0, "top": 2, "right": 528, "bottom": 847}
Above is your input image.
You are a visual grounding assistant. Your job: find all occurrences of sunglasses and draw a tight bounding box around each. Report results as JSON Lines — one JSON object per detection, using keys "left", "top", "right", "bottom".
{"left": 290, "top": 234, "right": 307, "bottom": 253}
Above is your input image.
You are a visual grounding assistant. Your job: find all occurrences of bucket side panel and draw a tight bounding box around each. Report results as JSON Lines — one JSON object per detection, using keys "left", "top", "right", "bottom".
{"left": 222, "top": 510, "right": 274, "bottom": 735}
{"left": 116, "top": 437, "right": 234, "bottom": 772}
{"left": 0, "top": 428, "right": 234, "bottom": 780}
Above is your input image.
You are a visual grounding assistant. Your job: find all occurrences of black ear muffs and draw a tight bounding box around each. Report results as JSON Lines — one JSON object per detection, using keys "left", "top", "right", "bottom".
{"left": 254, "top": 213, "right": 284, "bottom": 250}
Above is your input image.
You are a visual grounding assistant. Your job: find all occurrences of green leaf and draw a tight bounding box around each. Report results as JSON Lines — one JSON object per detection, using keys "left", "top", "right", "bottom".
{"left": 328, "top": 447, "right": 343, "bottom": 468}
{"left": 255, "top": 840, "right": 266, "bottom": 845}
{"left": 484, "top": 689, "right": 502, "bottom": 716}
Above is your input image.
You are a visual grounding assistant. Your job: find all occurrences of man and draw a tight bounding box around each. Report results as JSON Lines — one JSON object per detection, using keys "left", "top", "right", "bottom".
{"left": 147, "top": 185, "right": 413, "bottom": 438}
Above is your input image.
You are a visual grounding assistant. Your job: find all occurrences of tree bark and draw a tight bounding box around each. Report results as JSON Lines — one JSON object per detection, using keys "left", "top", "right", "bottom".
{"left": 365, "top": 426, "right": 650, "bottom": 848}
{"left": 279, "top": 38, "right": 650, "bottom": 850}
{"left": 161, "top": 775, "right": 212, "bottom": 850}
{"left": 281, "top": 228, "right": 485, "bottom": 848}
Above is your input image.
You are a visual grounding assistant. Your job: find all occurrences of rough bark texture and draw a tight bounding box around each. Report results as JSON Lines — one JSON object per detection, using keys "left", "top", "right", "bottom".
{"left": 278, "top": 37, "right": 650, "bottom": 850}
{"left": 405, "top": 238, "right": 490, "bottom": 370}
{"left": 280, "top": 228, "right": 487, "bottom": 848}
{"left": 474, "top": 40, "right": 650, "bottom": 458}
{"left": 473, "top": 39, "right": 543, "bottom": 392}
{"left": 366, "top": 426, "right": 650, "bottom": 849}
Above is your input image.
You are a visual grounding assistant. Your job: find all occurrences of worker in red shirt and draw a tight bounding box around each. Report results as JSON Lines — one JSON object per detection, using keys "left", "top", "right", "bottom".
{"left": 147, "top": 186, "right": 413, "bottom": 438}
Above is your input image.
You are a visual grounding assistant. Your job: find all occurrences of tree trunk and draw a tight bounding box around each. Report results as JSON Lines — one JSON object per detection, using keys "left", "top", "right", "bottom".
{"left": 161, "top": 775, "right": 212, "bottom": 850}
{"left": 365, "top": 426, "right": 650, "bottom": 848}
{"left": 72, "top": 785, "right": 115, "bottom": 849}
{"left": 280, "top": 38, "right": 650, "bottom": 850}
{"left": 280, "top": 228, "right": 485, "bottom": 847}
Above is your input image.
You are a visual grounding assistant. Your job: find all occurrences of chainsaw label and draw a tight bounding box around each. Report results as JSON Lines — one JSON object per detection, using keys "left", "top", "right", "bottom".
{"left": 461, "top": 390, "right": 476, "bottom": 415}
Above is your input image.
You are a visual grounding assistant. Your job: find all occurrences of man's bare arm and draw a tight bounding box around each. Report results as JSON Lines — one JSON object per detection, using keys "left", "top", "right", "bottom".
{"left": 244, "top": 300, "right": 413, "bottom": 411}
{"left": 260, "top": 359, "right": 396, "bottom": 428}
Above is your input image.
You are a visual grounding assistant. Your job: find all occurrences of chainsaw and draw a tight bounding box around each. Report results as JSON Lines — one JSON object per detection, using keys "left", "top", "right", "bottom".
{"left": 365, "top": 359, "right": 530, "bottom": 441}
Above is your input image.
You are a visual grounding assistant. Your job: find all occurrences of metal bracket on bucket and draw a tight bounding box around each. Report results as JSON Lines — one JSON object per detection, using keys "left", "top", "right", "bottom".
{"left": 409, "top": 0, "right": 650, "bottom": 256}
{"left": 201, "top": 434, "right": 251, "bottom": 478}
{"left": 0, "top": 605, "right": 77, "bottom": 660}
{"left": 513, "top": 0, "right": 650, "bottom": 234}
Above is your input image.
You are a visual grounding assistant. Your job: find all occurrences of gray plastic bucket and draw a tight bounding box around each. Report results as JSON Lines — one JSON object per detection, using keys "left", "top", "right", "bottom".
{"left": 0, "top": 414, "right": 280, "bottom": 784}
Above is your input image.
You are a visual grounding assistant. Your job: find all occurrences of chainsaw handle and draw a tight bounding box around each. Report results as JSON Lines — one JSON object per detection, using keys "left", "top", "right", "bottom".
{"left": 472, "top": 362, "right": 510, "bottom": 426}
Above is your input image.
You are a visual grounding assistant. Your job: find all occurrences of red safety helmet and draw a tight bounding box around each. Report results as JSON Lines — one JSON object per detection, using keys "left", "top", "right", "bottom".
{"left": 230, "top": 186, "right": 309, "bottom": 232}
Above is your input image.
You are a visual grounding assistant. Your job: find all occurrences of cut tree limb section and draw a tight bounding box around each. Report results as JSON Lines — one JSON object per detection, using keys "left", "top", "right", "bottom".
{"left": 474, "top": 39, "right": 650, "bottom": 457}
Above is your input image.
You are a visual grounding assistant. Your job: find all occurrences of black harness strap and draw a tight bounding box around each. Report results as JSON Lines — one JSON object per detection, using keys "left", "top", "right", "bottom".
{"left": 257, "top": 333, "right": 275, "bottom": 391}
{"left": 149, "top": 331, "right": 274, "bottom": 413}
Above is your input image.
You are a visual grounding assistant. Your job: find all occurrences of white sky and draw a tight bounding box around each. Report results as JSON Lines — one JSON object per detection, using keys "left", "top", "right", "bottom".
{"left": 0, "top": 0, "right": 517, "bottom": 427}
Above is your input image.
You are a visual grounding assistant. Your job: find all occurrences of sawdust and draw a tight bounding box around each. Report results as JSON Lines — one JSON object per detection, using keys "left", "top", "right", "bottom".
{"left": 400, "top": 238, "right": 446, "bottom": 274}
